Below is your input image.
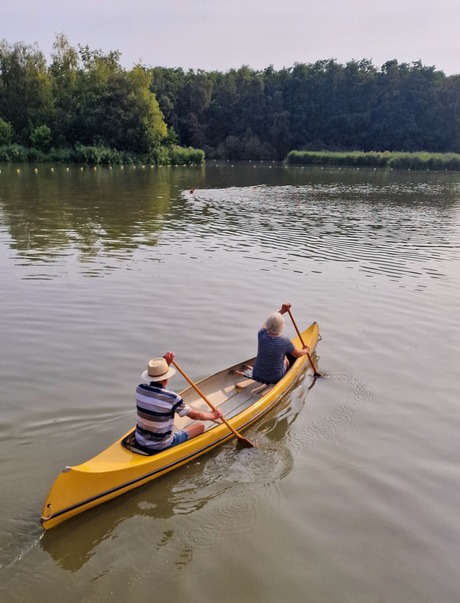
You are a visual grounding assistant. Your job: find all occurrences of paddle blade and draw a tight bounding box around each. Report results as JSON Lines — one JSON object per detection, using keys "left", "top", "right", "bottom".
{"left": 236, "top": 435, "right": 256, "bottom": 448}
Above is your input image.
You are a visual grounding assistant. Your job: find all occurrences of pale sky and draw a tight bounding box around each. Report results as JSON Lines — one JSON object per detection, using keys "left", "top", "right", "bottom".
{"left": 3, "top": 0, "right": 460, "bottom": 75}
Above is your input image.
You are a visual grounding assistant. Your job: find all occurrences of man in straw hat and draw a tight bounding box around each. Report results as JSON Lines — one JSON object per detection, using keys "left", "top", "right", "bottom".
{"left": 135, "top": 351, "right": 222, "bottom": 451}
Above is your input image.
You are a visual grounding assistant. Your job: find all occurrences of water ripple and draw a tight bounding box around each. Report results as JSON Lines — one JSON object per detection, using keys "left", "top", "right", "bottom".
{"left": 182, "top": 183, "right": 459, "bottom": 284}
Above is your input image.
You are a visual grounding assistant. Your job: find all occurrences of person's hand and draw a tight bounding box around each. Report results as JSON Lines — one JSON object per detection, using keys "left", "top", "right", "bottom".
{"left": 279, "top": 302, "right": 291, "bottom": 314}
{"left": 212, "top": 409, "right": 223, "bottom": 422}
{"left": 163, "top": 351, "right": 175, "bottom": 365}
{"left": 302, "top": 345, "right": 310, "bottom": 353}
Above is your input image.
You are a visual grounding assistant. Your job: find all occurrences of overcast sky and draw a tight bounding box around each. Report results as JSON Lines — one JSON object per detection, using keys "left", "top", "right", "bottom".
{"left": 3, "top": 0, "right": 459, "bottom": 75}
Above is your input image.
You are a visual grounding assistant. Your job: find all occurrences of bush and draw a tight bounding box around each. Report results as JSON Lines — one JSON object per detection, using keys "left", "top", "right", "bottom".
{"left": 0, "top": 119, "right": 13, "bottom": 146}
{"left": 168, "top": 145, "right": 205, "bottom": 165}
{"left": 30, "top": 125, "right": 52, "bottom": 152}
{"left": 0, "top": 144, "right": 28, "bottom": 161}
{"left": 285, "top": 150, "right": 460, "bottom": 171}
{"left": 0, "top": 141, "right": 205, "bottom": 166}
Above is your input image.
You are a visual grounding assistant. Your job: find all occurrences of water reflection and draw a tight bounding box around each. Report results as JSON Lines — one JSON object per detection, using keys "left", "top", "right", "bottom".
{"left": 1, "top": 164, "right": 459, "bottom": 282}
{"left": 0, "top": 166, "right": 176, "bottom": 262}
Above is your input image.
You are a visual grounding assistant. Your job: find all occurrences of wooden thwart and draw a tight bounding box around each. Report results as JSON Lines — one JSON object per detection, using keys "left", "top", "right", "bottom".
{"left": 235, "top": 378, "right": 270, "bottom": 395}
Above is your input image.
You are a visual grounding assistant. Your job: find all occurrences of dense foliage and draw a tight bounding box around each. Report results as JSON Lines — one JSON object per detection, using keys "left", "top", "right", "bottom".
{"left": 151, "top": 60, "right": 460, "bottom": 160}
{"left": 1, "top": 35, "right": 460, "bottom": 163}
{"left": 0, "top": 35, "right": 202, "bottom": 164}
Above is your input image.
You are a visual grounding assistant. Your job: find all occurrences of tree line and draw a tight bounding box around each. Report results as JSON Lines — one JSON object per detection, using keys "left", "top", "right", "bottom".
{"left": 1, "top": 35, "right": 460, "bottom": 163}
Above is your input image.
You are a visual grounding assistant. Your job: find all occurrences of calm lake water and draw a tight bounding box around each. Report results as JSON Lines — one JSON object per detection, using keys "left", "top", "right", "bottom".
{"left": 1, "top": 161, "right": 459, "bottom": 603}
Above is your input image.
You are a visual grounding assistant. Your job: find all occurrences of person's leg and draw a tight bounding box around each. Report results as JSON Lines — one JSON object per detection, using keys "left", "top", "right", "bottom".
{"left": 170, "top": 429, "right": 191, "bottom": 448}
{"left": 286, "top": 353, "right": 296, "bottom": 368}
{"left": 184, "top": 423, "right": 205, "bottom": 439}
{"left": 169, "top": 424, "right": 205, "bottom": 448}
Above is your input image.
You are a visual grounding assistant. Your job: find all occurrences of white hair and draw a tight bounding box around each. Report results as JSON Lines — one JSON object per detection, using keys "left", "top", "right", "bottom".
{"left": 265, "top": 312, "right": 285, "bottom": 336}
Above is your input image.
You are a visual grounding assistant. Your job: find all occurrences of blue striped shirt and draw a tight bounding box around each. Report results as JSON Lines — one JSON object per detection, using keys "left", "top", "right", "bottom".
{"left": 252, "top": 328, "right": 295, "bottom": 384}
{"left": 135, "top": 383, "right": 191, "bottom": 450}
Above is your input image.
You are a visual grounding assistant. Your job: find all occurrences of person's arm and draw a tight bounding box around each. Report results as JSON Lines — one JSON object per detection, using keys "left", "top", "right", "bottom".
{"left": 261, "top": 302, "right": 292, "bottom": 330}
{"left": 163, "top": 351, "right": 222, "bottom": 422}
{"left": 291, "top": 345, "right": 310, "bottom": 358}
{"left": 188, "top": 408, "right": 222, "bottom": 422}
{"left": 279, "top": 303, "right": 309, "bottom": 355}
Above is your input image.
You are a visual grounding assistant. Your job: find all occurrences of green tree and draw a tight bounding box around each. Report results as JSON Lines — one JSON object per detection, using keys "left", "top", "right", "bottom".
{"left": 49, "top": 33, "right": 80, "bottom": 147}
{"left": 0, "top": 40, "right": 53, "bottom": 145}
{"left": 30, "top": 124, "right": 52, "bottom": 151}
{"left": 0, "top": 117, "right": 13, "bottom": 145}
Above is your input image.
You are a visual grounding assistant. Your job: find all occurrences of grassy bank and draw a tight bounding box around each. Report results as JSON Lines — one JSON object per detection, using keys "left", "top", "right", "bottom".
{"left": 0, "top": 144, "right": 205, "bottom": 166}
{"left": 285, "top": 150, "right": 460, "bottom": 171}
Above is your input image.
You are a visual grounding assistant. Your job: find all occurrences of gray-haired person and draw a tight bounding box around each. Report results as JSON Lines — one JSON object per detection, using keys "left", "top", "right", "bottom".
{"left": 252, "top": 303, "right": 310, "bottom": 384}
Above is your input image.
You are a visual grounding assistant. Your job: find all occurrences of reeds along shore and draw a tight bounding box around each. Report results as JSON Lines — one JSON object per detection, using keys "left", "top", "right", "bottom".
{"left": 286, "top": 150, "right": 460, "bottom": 171}
{"left": 0, "top": 143, "right": 205, "bottom": 166}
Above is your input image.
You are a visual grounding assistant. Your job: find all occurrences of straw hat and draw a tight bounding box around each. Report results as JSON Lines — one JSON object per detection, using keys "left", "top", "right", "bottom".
{"left": 141, "top": 358, "right": 176, "bottom": 382}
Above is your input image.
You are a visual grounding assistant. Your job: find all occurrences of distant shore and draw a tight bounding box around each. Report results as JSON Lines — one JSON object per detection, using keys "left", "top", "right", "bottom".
{"left": 286, "top": 150, "right": 460, "bottom": 171}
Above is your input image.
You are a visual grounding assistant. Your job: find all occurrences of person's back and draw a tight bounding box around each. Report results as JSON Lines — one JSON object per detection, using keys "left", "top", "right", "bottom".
{"left": 135, "top": 380, "right": 189, "bottom": 450}
{"left": 135, "top": 353, "right": 222, "bottom": 452}
{"left": 252, "top": 327, "right": 294, "bottom": 384}
{"left": 252, "top": 304, "right": 310, "bottom": 385}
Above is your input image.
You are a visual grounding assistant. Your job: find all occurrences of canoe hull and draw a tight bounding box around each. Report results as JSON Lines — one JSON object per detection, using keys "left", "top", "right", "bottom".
{"left": 41, "top": 322, "right": 320, "bottom": 529}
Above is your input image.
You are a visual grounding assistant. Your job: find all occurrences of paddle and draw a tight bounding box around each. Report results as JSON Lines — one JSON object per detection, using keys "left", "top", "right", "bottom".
{"left": 286, "top": 308, "right": 322, "bottom": 377}
{"left": 171, "top": 360, "right": 256, "bottom": 448}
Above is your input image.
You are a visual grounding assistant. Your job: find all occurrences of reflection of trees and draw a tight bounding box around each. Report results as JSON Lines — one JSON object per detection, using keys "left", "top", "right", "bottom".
{"left": 0, "top": 166, "right": 186, "bottom": 262}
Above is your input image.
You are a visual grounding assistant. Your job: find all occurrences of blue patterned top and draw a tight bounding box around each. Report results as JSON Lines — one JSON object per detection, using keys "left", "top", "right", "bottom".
{"left": 252, "top": 328, "right": 295, "bottom": 384}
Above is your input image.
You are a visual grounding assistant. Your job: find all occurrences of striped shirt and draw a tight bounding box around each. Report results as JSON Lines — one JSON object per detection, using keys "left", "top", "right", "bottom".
{"left": 252, "top": 328, "right": 295, "bottom": 384}
{"left": 135, "top": 382, "right": 191, "bottom": 451}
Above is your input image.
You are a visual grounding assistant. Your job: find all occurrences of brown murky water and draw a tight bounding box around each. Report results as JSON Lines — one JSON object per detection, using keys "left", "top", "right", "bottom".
{"left": 1, "top": 162, "right": 459, "bottom": 602}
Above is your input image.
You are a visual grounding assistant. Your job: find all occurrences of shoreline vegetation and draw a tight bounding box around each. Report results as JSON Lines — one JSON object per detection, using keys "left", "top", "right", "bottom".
{"left": 0, "top": 142, "right": 205, "bottom": 166}
{"left": 3, "top": 147, "right": 460, "bottom": 172}
{"left": 2, "top": 147, "right": 460, "bottom": 172}
{"left": 2, "top": 35, "right": 460, "bottom": 168}
{"left": 285, "top": 150, "right": 460, "bottom": 171}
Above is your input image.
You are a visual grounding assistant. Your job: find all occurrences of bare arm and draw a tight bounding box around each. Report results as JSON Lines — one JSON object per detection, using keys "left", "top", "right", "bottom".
{"left": 279, "top": 303, "right": 309, "bottom": 356}
{"left": 163, "top": 351, "right": 222, "bottom": 422}
{"left": 188, "top": 408, "right": 222, "bottom": 422}
{"left": 291, "top": 345, "right": 310, "bottom": 358}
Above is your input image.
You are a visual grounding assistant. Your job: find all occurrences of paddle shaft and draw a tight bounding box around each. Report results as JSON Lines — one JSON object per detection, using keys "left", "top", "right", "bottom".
{"left": 286, "top": 309, "right": 321, "bottom": 377}
{"left": 171, "top": 360, "right": 255, "bottom": 448}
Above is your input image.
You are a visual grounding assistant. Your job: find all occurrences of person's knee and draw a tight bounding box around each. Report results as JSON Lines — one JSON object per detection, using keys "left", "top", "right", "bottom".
{"left": 186, "top": 423, "right": 205, "bottom": 439}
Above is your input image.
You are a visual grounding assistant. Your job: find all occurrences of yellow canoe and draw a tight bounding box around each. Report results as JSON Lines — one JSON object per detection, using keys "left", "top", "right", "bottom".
{"left": 41, "top": 322, "right": 320, "bottom": 529}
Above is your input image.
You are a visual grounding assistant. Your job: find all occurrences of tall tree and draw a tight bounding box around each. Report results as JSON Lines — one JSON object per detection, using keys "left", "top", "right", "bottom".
{"left": 0, "top": 40, "right": 53, "bottom": 145}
